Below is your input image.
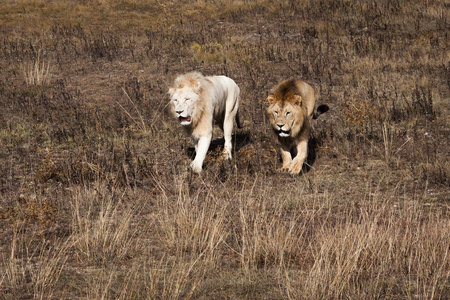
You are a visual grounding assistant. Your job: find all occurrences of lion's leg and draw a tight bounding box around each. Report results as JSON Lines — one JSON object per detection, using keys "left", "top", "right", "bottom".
{"left": 193, "top": 137, "right": 198, "bottom": 153}
{"left": 222, "top": 86, "right": 240, "bottom": 160}
{"left": 289, "top": 140, "right": 307, "bottom": 175}
{"left": 190, "top": 134, "right": 212, "bottom": 173}
{"left": 222, "top": 114, "right": 234, "bottom": 160}
{"left": 280, "top": 145, "right": 292, "bottom": 172}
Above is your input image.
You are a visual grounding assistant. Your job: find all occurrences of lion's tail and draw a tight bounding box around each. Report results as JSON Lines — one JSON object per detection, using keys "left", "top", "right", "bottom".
{"left": 313, "top": 104, "right": 329, "bottom": 120}
{"left": 235, "top": 109, "right": 243, "bottom": 129}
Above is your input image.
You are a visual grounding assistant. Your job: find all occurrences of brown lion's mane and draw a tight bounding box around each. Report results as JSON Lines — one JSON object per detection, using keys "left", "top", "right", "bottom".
{"left": 269, "top": 79, "right": 301, "bottom": 105}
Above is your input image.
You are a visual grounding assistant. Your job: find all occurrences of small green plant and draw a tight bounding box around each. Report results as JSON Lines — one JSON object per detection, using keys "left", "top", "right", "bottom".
{"left": 191, "top": 42, "right": 224, "bottom": 63}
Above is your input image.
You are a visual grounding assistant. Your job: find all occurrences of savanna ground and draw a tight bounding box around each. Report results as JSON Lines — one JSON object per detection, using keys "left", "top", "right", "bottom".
{"left": 0, "top": 0, "right": 449, "bottom": 299}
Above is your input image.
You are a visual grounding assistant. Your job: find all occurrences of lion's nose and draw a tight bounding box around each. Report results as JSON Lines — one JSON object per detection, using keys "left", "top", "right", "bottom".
{"left": 176, "top": 110, "right": 183, "bottom": 115}
{"left": 277, "top": 124, "right": 283, "bottom": 129}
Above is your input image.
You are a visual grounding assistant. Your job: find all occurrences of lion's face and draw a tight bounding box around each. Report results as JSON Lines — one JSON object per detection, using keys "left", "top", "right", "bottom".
{"left": 267, "top": 101, "right": 303, "bottom": 138}
{"left": 169, "top": 86, "right": 200, "bottom": 126}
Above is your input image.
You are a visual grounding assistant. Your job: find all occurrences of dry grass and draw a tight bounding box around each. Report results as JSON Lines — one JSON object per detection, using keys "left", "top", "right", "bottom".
{"left": 0, "top": 0, "right": 449, "bottom": 299}
{"left": 22, "top": 51, "right": 51, "bottom": 87}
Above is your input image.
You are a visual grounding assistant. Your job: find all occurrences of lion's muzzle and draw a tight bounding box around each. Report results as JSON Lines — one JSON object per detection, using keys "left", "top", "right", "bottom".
{"left": 179, "top": 115, "right": 192, "bottom": 125}
{"left": 276, "top": 124, "right": 291, "bottom": 137}
{"left": 278, "top": 129, "right": 291, "bottom": 137}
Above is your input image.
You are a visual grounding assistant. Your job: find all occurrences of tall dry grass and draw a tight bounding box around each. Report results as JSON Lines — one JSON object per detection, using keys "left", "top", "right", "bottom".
{"left": 22, "top": 51, "right": 51, "bottom": 87}
{"left": 1, "top": 175, "right": 448, "bottom": 299}
{"left": 2, "top": 223, "right": 70, "bottom": 299}
{"left": 298, "top": 198, "right": 449, "bottom": 299}
{"left": 69, "top": 184, "right": 137, "bottom": 265}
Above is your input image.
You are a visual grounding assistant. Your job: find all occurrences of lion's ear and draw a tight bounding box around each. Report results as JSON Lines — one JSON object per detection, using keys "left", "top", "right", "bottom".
{"left": 267, "top": 95, "right": 275, "bottom": 105}
{"left": 293, "top": 95, "right": 302, "bottom": 106}
{"left": 168, "top": 87, "right": 175, "bottom": 97}
{"left": 191, "top": 80, "right": 202, "bottom": 94}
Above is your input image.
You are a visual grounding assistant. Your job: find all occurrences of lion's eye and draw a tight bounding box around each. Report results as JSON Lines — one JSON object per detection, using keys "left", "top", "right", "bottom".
{"left": 274, "top": 111, "right": 278, "bottom": 115}
{"left": 185, "top": 98, "right": 190, "bottom": 102}
{"left": 286, "top": 112, "right": 290, "bottom": 116}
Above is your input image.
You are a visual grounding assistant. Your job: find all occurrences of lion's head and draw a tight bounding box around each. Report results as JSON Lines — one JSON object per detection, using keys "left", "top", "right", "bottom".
{"left": 266, "top": 93, "right": 305, "bottom": 139}
{"left": 168, "top": 72, "right": 205, "bottom": 126}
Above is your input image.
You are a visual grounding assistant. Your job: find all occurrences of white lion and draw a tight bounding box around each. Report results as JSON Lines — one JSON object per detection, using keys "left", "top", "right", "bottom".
{"left": 168, "top": 71, "right": 242, "bottom": 173}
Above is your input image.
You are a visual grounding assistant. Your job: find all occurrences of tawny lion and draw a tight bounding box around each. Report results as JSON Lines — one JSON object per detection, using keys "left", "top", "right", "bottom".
{"left": 266, "top": 79, "right": 328, "bottom": 174}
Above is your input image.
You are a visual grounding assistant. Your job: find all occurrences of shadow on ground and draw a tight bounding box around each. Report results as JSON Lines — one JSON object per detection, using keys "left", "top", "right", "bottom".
{"left": 186, "top": 131, "right": 252, "bottom": 159}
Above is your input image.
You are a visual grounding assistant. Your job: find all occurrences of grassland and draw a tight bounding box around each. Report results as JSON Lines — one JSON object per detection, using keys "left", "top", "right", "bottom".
{"left": 0, "top": 0, "right": 448, "bottom": 299}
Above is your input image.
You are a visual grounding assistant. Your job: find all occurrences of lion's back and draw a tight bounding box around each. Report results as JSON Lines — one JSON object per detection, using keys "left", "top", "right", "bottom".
{"left": 208, "top": 75, "right": 240, "bottom": 96}
{"left": 294, "top": 81, "right": 315, "bottom": 117}
{"left": 206, "top": 75, "right": 240, "bottom": 115}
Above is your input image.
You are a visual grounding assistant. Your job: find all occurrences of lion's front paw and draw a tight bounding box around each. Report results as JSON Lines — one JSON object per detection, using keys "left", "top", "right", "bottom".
{"left": 221, "top": 150, "right": 232, "bottom": 160}
{"left": 278, "top": 165, "right": 290, "bottom": 173}
{"left": 190, "top": 160, "right": 203, "bottom": 174}
{"left": 289, "top": 161, "right": 303, "bottom": 175}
